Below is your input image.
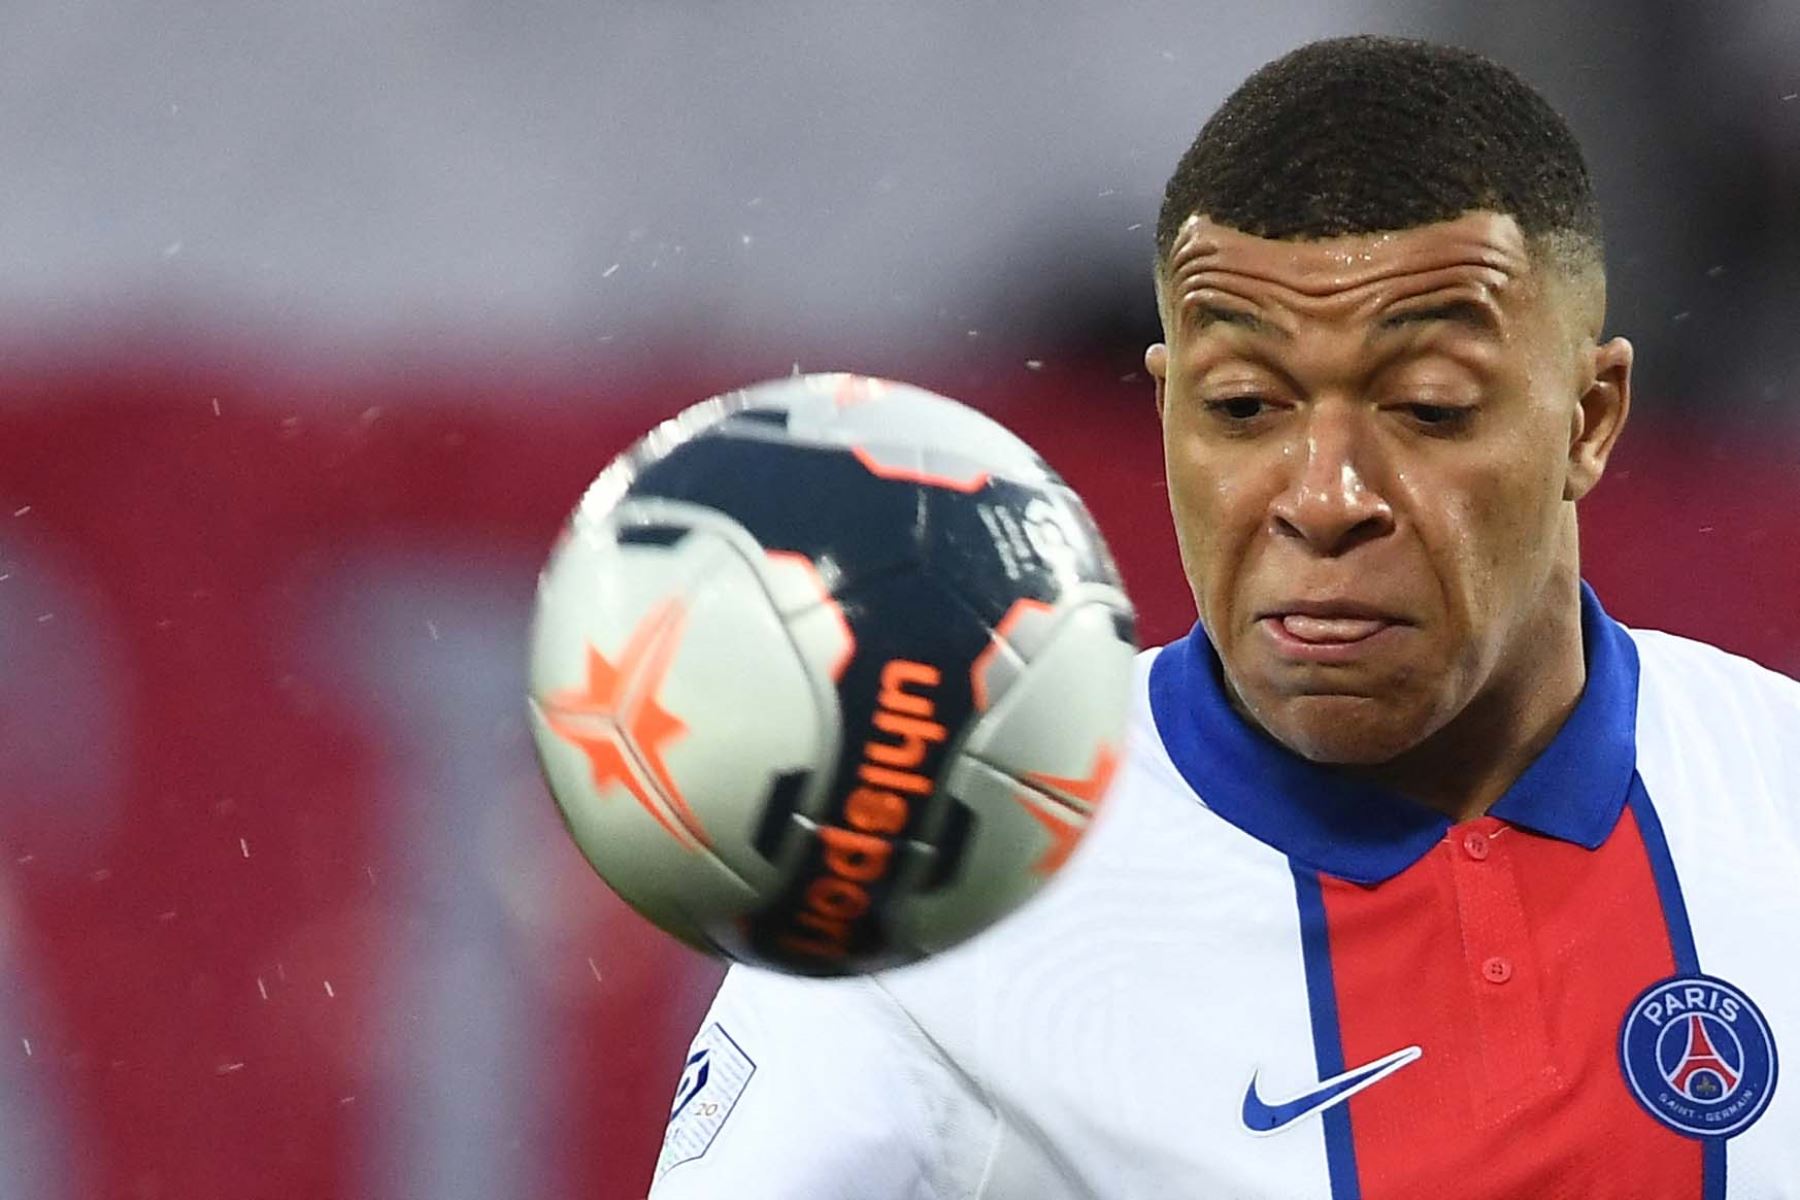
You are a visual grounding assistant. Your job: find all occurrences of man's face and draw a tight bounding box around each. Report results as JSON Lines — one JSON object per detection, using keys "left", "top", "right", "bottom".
{"left": 1146, "top": 211, "right": 1631, "bottom": 766}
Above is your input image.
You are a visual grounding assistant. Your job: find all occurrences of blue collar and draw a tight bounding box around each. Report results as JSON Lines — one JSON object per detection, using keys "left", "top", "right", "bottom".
{"left": 1147, "top": 583, "right": 1640, "bottom": 885}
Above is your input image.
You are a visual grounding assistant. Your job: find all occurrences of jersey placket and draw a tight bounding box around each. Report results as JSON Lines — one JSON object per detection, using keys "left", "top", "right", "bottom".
{"left": 1445, "top": 818, "right": 1561, "bottom": 1126}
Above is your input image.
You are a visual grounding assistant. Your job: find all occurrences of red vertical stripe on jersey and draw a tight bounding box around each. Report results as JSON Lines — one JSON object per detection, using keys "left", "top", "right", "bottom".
{"left": 1318, "top": 806, "right": 1702, "bottom": 1199}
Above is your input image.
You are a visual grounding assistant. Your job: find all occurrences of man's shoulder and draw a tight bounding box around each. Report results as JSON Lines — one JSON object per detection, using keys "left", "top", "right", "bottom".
{"left": 1626, "top": 624, "right": 1800, "bottom": 809}
{"left": 1627, "top": 623, "right": 1800, "bottom": 718}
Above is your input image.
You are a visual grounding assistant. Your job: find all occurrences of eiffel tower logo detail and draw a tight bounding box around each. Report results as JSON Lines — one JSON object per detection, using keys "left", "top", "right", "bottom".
{"left": 1665, "top": 1014, "right": 1741, "bottom": 1101}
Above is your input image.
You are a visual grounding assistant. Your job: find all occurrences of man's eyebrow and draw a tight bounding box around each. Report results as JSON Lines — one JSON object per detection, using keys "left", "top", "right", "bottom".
{"left": 1376, "top": 298, "right": 1501, "bottom": 335}
{"left": 1185, "top": 301, "right": 1286, "bottom": 338}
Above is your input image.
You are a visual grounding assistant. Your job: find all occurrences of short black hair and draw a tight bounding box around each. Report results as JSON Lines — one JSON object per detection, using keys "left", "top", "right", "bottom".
{"left": 1156, "top": 36, "right": 1601, "bottom": 269}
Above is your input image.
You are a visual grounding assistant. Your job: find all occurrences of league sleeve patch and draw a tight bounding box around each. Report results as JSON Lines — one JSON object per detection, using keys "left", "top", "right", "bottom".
{"left": 653, "top": 1022, "right": 757, "bottom": 1183}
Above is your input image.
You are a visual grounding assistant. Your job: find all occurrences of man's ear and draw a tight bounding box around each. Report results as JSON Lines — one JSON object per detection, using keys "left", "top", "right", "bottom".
{"left": 1566, "top": 335, "right": 1633, "bottom": 502}
{"left": 1146, "top": 342, "right": 1169, "bottom": 421}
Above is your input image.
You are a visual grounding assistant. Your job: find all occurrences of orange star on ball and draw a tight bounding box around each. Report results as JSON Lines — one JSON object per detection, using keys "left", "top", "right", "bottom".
{"left": 541, "top": 596, "right": 710, "bottom": 851}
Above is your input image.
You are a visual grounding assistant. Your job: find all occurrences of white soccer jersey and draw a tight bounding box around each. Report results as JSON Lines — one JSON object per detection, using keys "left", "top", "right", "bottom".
{"left": 648, "top": 587, "right": 1800, "bottom": 1199}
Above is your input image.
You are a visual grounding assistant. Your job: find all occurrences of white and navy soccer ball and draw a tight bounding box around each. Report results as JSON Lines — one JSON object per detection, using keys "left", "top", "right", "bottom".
{"left": 527, "top": 373, "right": 1137, "bottom": 975}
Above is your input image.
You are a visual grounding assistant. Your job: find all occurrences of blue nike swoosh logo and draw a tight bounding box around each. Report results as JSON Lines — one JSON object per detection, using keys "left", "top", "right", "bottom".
{"left": 1242, "top": 1045, "right": 1423, "bottom": 1135}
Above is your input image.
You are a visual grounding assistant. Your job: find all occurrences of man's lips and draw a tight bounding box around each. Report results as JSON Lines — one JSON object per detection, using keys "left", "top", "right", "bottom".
{"left": 1275, "top": 614, "right": 1390, "bottom": 643}
{"left": 1256, "top": 603, "right": 1409, "bottom": 656}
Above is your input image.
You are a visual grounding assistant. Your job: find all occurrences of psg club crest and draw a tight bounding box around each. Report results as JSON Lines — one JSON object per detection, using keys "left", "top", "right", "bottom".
{"left": 1619, "top": 974, "right": 1778, "bottom": 1139}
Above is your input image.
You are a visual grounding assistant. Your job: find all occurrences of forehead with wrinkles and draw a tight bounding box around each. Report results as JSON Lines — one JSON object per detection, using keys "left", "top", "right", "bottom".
{"left": 1160, "top": 212, "right": 1535, "bottom": 330}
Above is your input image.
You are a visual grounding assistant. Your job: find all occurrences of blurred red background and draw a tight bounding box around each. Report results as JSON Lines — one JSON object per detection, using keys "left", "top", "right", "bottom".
{"left": 0, "top": 346, "right": 1794, "bottom": 1199}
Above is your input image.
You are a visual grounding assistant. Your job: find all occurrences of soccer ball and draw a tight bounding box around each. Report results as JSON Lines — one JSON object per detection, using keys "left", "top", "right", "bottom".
{"left": 527, "top": 373, "right": 1137, "bottom": 975}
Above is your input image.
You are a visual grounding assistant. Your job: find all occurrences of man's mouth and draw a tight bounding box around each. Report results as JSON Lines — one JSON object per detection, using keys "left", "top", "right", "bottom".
{"left": 1256, "top": 602, "right": 1408, "bottom": 659}
{"left": 1276, "top": 614, "right": 1391, "bottom": 643}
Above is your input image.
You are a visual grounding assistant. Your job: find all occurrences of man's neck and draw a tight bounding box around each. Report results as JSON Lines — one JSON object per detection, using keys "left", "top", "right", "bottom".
{"left": 1351, "top": 596, "right": 1589, "bottom": 823}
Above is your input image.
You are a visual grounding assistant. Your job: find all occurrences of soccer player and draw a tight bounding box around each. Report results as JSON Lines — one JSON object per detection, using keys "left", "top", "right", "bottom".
{"left": 648, "top": 36, "right": 1798, "bottom": 1199}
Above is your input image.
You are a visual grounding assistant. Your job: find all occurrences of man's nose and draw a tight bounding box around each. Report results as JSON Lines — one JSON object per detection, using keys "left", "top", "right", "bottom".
{"left": 1268, "top": 406, "right": 1395, "bottom": 556}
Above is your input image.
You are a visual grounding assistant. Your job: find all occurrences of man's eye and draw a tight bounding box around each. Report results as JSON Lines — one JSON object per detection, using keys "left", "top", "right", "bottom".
{"left": 1403, "top": 402, "right": 1471, "bottom": 427}
{"left": 1206, "top": 396, "right": 1270, "bottom": 421}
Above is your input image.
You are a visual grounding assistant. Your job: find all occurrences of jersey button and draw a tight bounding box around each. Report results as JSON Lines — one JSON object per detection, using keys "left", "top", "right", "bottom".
{"left": 1462, "top": 831, "right": 1491, "bottom": 861}
{"left": 1481, "top": 956, "right": 1513, "bottom": 984}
